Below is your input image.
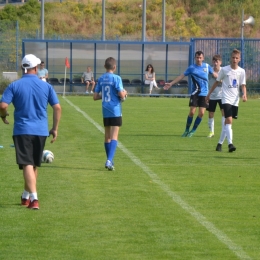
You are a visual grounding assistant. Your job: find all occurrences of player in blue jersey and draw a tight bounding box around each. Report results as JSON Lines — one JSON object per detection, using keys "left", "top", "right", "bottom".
{"left": 164, "top": 51, "right": 217, "bottom": 137}
{"left": 93, "top": 57, "right": 127, "bottom": 170}
{"left": 0, "top": 54, "right": 61, "bottom": 210}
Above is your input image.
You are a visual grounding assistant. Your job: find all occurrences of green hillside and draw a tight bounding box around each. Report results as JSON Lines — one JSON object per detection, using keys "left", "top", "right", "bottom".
{"left": 0, "top": 0, "right": 259, "bottom": 40}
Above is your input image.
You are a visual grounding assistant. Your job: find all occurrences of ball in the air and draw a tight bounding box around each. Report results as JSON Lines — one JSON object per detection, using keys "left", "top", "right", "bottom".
{"left": 42, "top": 150, "right": 54, "bottom": 163}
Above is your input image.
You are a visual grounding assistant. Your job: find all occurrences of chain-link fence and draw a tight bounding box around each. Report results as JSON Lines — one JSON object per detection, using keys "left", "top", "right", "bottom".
{"left": 0, "top": 21, "right": 19, "bottom": 71}
{"left": 1, "top": 20, "right": 260, "bottom": 96}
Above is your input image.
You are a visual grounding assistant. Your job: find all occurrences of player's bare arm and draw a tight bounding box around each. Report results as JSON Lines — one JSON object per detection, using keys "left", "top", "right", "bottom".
{"left": 118, "top": 89, "right": 128, "bottom": 99}
{"left": 163, "top": 74, "right": 185, "bottom": 90}
{"left": 93, "top": 92, "right": 102, "bottom": 100}
{"left": 212, "top": 72, "right": 218, "bottom": 78}
{"left": 241, "top": 84, "right": 247, "bottom": 102}
{"left": 205, "top": 81, "right": 220, "bottom": 103}
{"left": 49, "top": 103, "right": 61, "bottom": 143}
{"left": 0, "top": 102, "right": 9, "bottom": 124}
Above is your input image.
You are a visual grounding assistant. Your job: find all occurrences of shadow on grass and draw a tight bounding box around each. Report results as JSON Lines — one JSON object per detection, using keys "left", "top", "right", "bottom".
{"left": 124, "top": 133, "right": 212, "bottom": 138}
{"left": 41, "top": 165, "right": 110, "bottom": 171}
{"left": 0, "top": 203, "right": 26, "bottom": 208}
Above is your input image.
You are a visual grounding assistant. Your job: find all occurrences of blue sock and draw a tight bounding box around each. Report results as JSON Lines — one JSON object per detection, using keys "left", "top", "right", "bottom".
{"left": 104, "top": 142, "right": 110, "bottom": 159}
{"left": 186, "top": 116, "right": 193, "bottom": 131}
{"left": 108, "top": 140, "right": 118, "bottom": 162}
{"left": 192, "top": 116, "right": 202, "bottom": 130}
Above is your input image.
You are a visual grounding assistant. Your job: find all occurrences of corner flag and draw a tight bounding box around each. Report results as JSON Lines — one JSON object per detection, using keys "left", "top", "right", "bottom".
{"left": 65, "top": 57, "right": 70, "bottom": 68}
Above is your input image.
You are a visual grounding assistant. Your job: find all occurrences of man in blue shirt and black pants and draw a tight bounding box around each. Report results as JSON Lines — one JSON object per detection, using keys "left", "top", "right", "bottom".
{"left": 164, "top": 50, "right": 217, "bottom": 137}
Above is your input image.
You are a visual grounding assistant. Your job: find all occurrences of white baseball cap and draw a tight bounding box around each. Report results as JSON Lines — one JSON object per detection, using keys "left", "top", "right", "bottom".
{"left": 21, "top": 54, "right": 41, "bottom": 73}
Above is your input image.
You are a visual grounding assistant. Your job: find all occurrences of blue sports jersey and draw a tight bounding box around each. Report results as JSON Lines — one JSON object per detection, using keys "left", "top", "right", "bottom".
{"left": 1, "top": 74, "right": 59, "bottom": 136}
{"left": 95, "top": 72, "right": 124, "bottom": 118}
{"left": 184, "top": 63, "right": 213, "bottom": 96}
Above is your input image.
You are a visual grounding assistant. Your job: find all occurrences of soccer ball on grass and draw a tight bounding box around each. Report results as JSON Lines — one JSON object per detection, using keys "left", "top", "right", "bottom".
{"left": 42, "top": 150, "right": 54, "bottom": 163}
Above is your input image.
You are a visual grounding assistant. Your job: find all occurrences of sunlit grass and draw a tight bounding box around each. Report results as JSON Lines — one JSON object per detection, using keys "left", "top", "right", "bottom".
{"left": 0, "top": 96, "right": 259, "bottom": 259}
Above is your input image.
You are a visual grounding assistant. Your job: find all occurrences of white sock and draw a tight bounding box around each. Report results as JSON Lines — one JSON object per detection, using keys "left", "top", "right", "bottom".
{"left": 30, "top": 192, "right": 38, "bottom": 202}
{"left": 225, "top": 124, "right": 232, "bottom": 144}
{"left": 22, "top": 190, "right": 29, "bottom": 199}
{"left": 208, "top": 118, "right": 214, "bottom": 132}
{"left": 218, "top": 117, "right": 226, "bottom": 144}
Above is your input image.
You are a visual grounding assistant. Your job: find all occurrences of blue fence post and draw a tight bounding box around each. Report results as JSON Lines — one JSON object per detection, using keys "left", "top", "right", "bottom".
{"left": 188, "top": 38, "right": 194, "bottom": 95}
{"left": 241, "top": 38, "right": 245, "bottom": 68}
{"left": 141, "top": 43, "right": 145, "bottom": 94}
{"left": 118, "top": 43, "right": 121, "bottom": 76}
{"left": 70, "top": 42, "right": 72, "bottom": 92}
{"left": 16, "top": 21, "right": 19, "bottom": 72}
{"left": 165, "top": 43, "right": 168, "bottom": 82}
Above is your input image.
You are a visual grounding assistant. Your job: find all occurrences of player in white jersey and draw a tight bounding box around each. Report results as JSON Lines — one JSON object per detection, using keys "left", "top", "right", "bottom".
{"left": 206, "top": 49, "right": 247, "bottom": 152}
{"left": 207, "top": 54, "right": 223, "bottom": 138}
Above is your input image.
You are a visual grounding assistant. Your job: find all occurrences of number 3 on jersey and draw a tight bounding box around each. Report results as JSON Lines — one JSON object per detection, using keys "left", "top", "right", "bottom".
{"left": 103, "top": 85, "right": 111, "bottom": 102}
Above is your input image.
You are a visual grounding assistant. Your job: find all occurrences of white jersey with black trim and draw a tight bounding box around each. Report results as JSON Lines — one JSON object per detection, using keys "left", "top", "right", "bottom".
{"left": 209, "top": 67, "right": 222, "bottom": 100}
{"left": 216, "top": 65, "right": 246, "bottom": 106}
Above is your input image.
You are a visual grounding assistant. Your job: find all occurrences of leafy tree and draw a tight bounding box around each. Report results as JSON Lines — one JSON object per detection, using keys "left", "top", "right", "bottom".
{"left": 0, "top": 4, "right": 18, "bottom": 21}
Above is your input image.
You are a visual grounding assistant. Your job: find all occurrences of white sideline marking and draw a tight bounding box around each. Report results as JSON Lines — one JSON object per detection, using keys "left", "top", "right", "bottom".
{"left": 64, "top": 97, "right": 252, "bottom": 260}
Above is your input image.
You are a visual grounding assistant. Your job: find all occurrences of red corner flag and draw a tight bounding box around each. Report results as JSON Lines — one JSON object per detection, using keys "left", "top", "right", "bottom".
{"left": 65, "top": 57, "right": 70, "bottom": 68}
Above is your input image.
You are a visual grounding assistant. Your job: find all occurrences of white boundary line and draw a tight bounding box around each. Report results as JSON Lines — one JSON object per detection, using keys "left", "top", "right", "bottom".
{"left": 64, "top": 97, "right": 252, "bottom": 260}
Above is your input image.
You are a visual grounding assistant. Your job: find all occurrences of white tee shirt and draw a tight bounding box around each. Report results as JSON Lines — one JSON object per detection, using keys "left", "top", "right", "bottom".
{"left": 145, "top": 72, "right": 155, "bottom": 80}
{"left": 209, "top": 67, "right": 222, "bottom": 100}
{"left": 217, "top": 65, "right": 246, "bottom": 106}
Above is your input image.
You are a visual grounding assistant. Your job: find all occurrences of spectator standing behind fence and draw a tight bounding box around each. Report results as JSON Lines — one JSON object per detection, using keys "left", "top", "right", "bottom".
{"left": 81, "top": 66, "right": 95, "bottom": 94}
{"left": 37, "top": 61, "right": 48, "bottom": 82}
{"left": 207, "top": 54, "right": 224, "bottom": 138}
{"left": 0, "top": 54, "right": 61, "bottom": 210}
{"left": 144, "top": 64, "right": 159, "bottom": 94}
{"left": 206, "top": 49, "right": 247, "bottom": 152}
{"left": 93, "top": 57, "right": 127, "bottom": 171}
{"left": 164, "top": 50, "right": 217, "bottom": 137}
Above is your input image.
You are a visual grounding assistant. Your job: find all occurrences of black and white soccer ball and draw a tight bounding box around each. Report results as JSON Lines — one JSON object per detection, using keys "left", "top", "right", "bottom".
{"left": 120, "top": 89, "right": 127, "bottom": 102}
{"left": 42, "top": 150, "right": 54, "bottom": 163}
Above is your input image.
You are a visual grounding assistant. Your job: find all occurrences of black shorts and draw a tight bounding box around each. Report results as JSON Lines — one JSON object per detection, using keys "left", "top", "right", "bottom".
{"left": 13, "top": 135, "right": 47, "bottom": 170}
{"left": 222, "top": 104, "right": 238, "bottom": 119}
{"left": 103, "top": 117, "right": 122, "bottom": 127}
{"left": 189, "top": 94, "right": 207, "bottom": 108}
{"left": 207, "top": 99, "right": 223, "bottom": 112}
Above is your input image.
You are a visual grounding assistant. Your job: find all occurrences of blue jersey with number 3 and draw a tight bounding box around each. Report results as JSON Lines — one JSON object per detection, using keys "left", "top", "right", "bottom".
{"left": 95, "top": 72, "right": 124, "bottom": 118}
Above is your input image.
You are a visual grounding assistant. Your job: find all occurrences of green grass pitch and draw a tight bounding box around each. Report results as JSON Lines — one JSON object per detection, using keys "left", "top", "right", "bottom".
{"left": 0, "top": 96, "right": 259, "bottom": 260}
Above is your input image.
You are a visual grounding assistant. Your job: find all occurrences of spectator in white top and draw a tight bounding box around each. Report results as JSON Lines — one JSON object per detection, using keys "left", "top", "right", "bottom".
{"left": 37, "top": 61, "right": 48, "bottom": 82}
{"left": 144, "top": 64, "right": 159, "bottom": 94}
{"left": 81, "top": 66, "right": 95, "bottom": 94}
